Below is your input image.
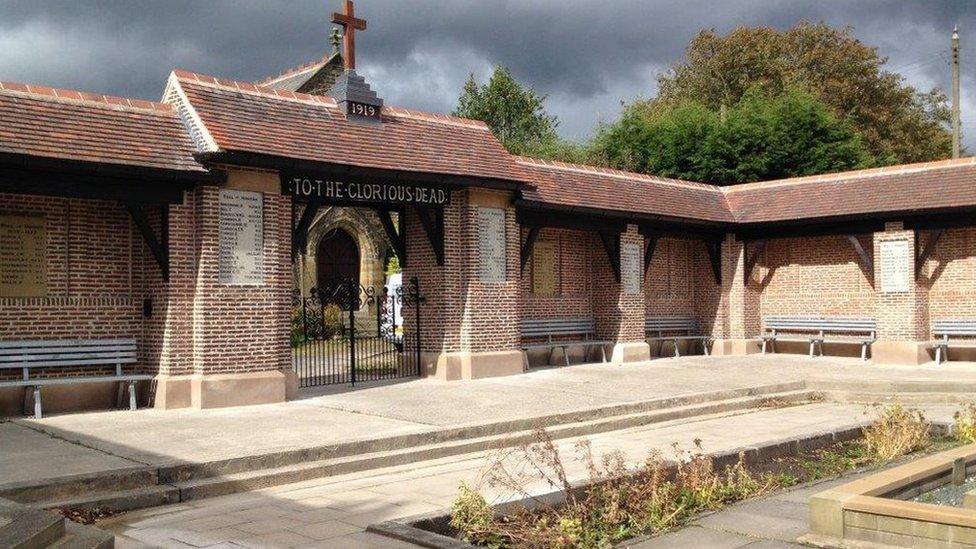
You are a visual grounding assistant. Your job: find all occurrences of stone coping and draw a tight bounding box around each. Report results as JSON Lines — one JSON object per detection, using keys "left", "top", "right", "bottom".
{"left": 811, "top": 444, "right": 976, "bottom": 536}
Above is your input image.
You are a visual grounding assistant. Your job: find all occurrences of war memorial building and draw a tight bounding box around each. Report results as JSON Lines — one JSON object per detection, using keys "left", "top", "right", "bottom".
{"left": 3, "top": 3, "right": 976, "bottom": 416}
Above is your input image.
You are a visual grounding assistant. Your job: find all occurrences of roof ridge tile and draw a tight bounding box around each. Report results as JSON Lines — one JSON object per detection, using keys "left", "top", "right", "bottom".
{"left": 515, "top": 155, "right": 721, "bottom": 192}
{"left": 725, "top": 156, "right": 976, "bottom": 192}
{"left": 0, "top": 81, "right": 175, "bottom": 114}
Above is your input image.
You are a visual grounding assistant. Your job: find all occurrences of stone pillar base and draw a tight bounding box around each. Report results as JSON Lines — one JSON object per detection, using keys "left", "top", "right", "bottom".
{"left": 153, "top": 375, "right": 193, "bottom": 410}
{"left": 871, "top": 341, "right": 931, "bottom": 366}
{"left": 155, "top": 371, "right": 288, "bottom": 410}
{"left": 610, "top": 342, "right": 650, "bottom": 364}
{"left": 282, "top": 368, "right": 299, "bottom": 401}
{"left": 423, "top": 350, "right": 525, "bottom": 381}
{"left": 711, "top": 338, "right": 761, "bottom": 356}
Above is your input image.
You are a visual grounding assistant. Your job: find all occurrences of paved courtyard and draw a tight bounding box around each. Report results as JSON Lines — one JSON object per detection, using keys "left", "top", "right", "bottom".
{"left": 4, "top": 355, "right": 976, "bottom": 486}
{"left": 100, "top": 402, "right": 957, "bottom": 548}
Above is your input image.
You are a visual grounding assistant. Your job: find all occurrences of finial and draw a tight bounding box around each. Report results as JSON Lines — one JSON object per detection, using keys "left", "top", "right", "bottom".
{"left": 331, "top": 27, "right": 342, "bottom": 54}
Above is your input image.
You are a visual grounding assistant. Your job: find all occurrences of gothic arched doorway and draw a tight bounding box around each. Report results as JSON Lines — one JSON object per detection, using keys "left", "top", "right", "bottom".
{"left": 316, "top": 228, "right": 360, "bottom": 291}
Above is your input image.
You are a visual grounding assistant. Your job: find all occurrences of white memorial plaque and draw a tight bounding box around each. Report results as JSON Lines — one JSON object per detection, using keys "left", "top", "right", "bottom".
{"left": 219, "top": 189, "right": 264, "bottom": 285}
{"left": 621, "top": 242, "right": 641, "bottom": 295}
{"left": 879, "top": 239, "right": 910, "bottom": 293}
{"left": 478, "top": 207, "right": 506, "bottom": 283}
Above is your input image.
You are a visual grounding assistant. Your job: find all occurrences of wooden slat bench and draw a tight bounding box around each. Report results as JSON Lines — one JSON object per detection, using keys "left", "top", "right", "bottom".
{"left": 0, "top": 339, "right": 151, "bottom": 418}
{"left": 930, "top": 319, "right": 976, "bottom": 364}
{"left": 521, "top": 318, "right": 610, "bottom": 367}
{"left": 760, "top": 317, "right": 876, "bottom": 360}
{"left": 645, "top": 316, "right": 711, "bottom": 357}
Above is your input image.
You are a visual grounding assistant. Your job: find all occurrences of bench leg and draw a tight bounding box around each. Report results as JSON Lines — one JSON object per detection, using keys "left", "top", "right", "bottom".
{"left": 600, "top": 345, "right": 607, "bottom": 363}
{"left": 673, "top": 339, "right": 680, "bottom": 358}
{"left": 33, "top": 386, "right": 42, "bottom": 419}
{"left": 809, "top": 340, "right": 816, "bottom": 358}
{"left": 861, "top": 343, "right": 868, "bottom": 361}
{"left": 703, "top": 339, "right": 711, "bottom": 356}
{"left": 761, "top": 339, "right": 767, "bottom": 354}
{"left": 563, "top": 346, "right": 570, "bottom": 367}
{"left": 128, "top": 381, "right": 137, "bottom": 411}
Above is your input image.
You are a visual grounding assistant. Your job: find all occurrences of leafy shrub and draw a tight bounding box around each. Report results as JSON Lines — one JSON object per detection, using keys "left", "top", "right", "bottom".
{"left": 862, "top": 403, "right": 930, "bottom": 462}
{"left": 954, "top": 403, "right": 976, "bottom": 443}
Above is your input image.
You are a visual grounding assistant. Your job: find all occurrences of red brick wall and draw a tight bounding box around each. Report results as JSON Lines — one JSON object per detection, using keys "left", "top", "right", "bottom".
{"left": 520, "top": 228, "right": 592, "bottom": 319}
{"left": 756, "top": 236, "right": 875, "bottom": 324}
{"left": 645, "top": 238, "right": 697, "bottom": 317}
{"left": 0, "top": 193, "right": 154, "bottom": 377}
{"left": 925, "top": 227, "right": 976, "bottom": 325}
{"left": 592, "top": 225, "right": 645, "bottom": 343}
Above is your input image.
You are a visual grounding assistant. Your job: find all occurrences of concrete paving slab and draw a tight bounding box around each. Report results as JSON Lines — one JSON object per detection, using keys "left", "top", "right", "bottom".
{"left": 5, "top": 356, "right": 971, "bottom": 486}
{"left": 623, "top": 525, "right": 759, "bottom": 548}
{"left": 15, "top": 400, "right": 435, "bottom": 467}
{"left": 0, "top": 421, "right": 141, "bottom": 485}
{"left": 697, "top": 499, "right": 809, "bottom": 542}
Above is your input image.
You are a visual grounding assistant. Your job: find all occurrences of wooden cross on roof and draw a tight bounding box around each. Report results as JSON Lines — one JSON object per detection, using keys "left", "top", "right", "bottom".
{"left": 332, "top": 0, "right": 367, "bottom": 70}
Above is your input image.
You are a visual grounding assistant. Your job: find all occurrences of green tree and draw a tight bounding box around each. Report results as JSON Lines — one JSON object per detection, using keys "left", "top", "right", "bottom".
{"left": 653, "top": 22, "right": 952, "bottom": 164}
{"left": 591, "top": 87, "right": 870, "bottom": 184}
{"left": 454, "top": 66, "right": 561, "bottom": 156}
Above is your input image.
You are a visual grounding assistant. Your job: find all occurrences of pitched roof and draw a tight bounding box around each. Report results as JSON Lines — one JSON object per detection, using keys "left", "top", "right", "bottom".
{"left": 168, "top": 70, "right": 526, "bottom": 185}
{"left": 259, "top": 52, "right": 344, "bottom": 93}
{"left": 0, "top": 81, "right": 206, "bottom": 174}
{"left": 516, "top": 157, "right": 734, "bottom": 224}
{"left": 724, "top": 157, "right": 976, "bottom": 224}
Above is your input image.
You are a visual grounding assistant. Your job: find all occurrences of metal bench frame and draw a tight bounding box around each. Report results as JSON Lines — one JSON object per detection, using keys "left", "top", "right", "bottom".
{"left": 645, "top": 316, "right": 711, "bottom": 358}
{"left": 760, "top": 317, "right": 876, "bottom": 361}
{"left": 520, "top": 318, "right": 610, "bottom": 367}
{"left": 930, "top": 319, "right": 976, "bottom": 364}
{"left": 0, "top": 339, "right": 150, "bottom": 418}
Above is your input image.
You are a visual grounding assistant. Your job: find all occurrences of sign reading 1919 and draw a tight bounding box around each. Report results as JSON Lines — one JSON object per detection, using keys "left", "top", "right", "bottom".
{"left": 347, "top": 100, "right": 380, "bottom": 120}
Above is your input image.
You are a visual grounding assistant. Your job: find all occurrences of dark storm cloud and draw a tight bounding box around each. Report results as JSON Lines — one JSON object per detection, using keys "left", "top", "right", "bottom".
{"left": 1, "top": 1, "right": 974, "bottom": 143}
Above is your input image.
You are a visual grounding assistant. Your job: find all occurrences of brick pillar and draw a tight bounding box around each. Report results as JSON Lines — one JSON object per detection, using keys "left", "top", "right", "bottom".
{"left": 872, "top": 222, "right": 930, "bottom": 365}
{"left": 712, "top": 233, "right": 761, "bottom": 355}
{"left": 154, "top": 170, "right": 294, "bottom": 409}
{"left": 591, "top": 224, "right": 650, "bottom": 363}
{"left": 402, "top": 188, "right": 523, "bottom": 380}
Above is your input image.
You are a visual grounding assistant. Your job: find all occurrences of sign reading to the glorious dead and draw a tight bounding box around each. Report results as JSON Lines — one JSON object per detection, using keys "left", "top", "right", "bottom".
{"left": 281, "top": 174, "right": 450, "bottom": 206}
{"left": 879, "top": 239, "right": 910, "bottom": 293}
{"left": 478, "top": 207, "right": 506, "bottom": 283}
{"left": 219, "top": 189, "right": 264, "bottom": 285}
{"left": 0, "top": 215, "right": 46, "bottom": 297}
{"left": 621, "top": 242, "right": 641, "bottom": 295}
{"left": 532, "top": 240, "right": 557, "bottom": 296}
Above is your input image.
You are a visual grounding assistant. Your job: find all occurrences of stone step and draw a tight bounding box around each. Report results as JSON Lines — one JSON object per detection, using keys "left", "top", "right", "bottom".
{"left": 156, "top": 380, "right": 809, "bottom": 484}
{"left": 39, "top": 485, "right": 180, "bottom": 515}
{"left": 0, "top": 497, "right": 64, "bottom": 549}
{"left": 0, "top": 466, "right": 158, "bottom": 506}
{"left": 0, "top": 496, "right": 114, "bottom": 549}
{"left": 822, "top": 390, "right": 976, "bottom": 404}
{"left": 38, "top": 389, "right": 817, "bottom": 511}
{"left": 48, "top": 521, "right": 114, "bottom": 549}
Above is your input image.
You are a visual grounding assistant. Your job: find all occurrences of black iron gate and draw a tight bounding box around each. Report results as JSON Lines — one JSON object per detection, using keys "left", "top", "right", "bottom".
{"left": 292, "top": 277, "right": 423, "bottom": 387}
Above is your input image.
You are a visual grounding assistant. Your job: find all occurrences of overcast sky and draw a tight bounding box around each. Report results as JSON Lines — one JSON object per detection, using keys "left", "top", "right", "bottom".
{"left": 1, "top": 1, "right": 974, "bottom": 147}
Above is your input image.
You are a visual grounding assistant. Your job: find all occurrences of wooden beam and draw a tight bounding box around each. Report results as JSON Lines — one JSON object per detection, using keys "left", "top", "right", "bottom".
{"left": 124, "top": 202, "right": 168, "bottom": 282}
{"left": 520, "top": 227, "right": 541, "bottom": 274}
{"left": 412, "top": 205, "right": 444, "bottom": 266}
{"left": 704, "top": 239, "right": 722, "bottom": 285}
{"left": 292, "top": 198, "right": 322, "bottom": 259}
{"left": 375, "top": 208, "right": 407, "bottom": 267}
{"left": 846, "top": 235, "right": 873, "bottom": 273}
{"left": 598, "top": 231, "right": 621, "bottom": 282}
{"left": 643, "top": 236, "right": 658, "bottom": 275}
{"left": 744, "top": 239, "right": 767, "bottom": 283}
{"left": 915, "top": 229, "right": 945, "bottom": 278}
